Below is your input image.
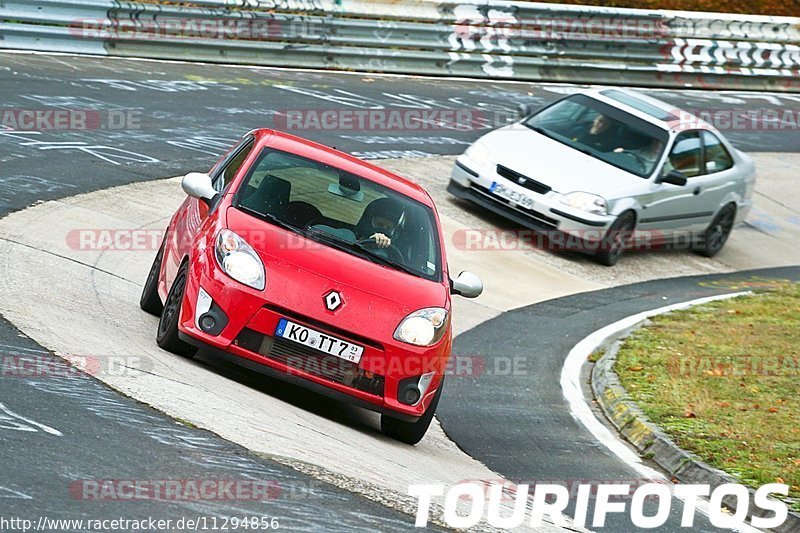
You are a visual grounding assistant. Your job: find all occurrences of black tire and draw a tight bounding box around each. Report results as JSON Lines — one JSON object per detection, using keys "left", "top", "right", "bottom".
{"left": 140, "top": 235, "right": 166, "bottom": 315}
{"left": 381, "top": 378, "right": 443, "bottom": 445}
{"left": 594, "top": 211, "right": 636, "bottom": 267}
{"left": 695, "top": 204, "right": 736, "bottom": 258}
{"left": 156, "top": 261, "right": 196, "bottom": 358}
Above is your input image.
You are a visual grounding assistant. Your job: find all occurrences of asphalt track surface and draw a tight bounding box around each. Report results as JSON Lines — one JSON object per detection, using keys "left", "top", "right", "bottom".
{"left": 438, "top": 266, "right": 800, "bottom": 532}
{"left": 2, "top": 52, "right": 800, "bottom": 217}
{"left": 1, "top": 51, "right": 799, "bottom": 531}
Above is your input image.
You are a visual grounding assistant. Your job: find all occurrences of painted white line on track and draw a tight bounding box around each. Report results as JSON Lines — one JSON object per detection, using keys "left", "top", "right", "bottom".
{"left": 0, "top": 402, "right": 64, "bottom": 436}
{"left": 560, "top": 291, "right": 763, "bottom": 533}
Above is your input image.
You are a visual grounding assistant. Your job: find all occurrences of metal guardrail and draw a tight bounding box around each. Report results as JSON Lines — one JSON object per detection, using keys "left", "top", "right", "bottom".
{"left": 1, "top": 0, "right": 798, "bottom": 91}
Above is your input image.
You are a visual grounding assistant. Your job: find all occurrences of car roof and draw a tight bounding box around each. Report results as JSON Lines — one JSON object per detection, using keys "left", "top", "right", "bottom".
{"left": 580, "top": 88, "right": 715, "bottom": 134}
{"left": 250, "top": 129, "right": 435, "bottom": 207}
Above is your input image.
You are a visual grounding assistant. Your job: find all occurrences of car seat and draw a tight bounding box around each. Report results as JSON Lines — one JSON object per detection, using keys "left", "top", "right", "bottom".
{"left": 240, "top": 175, "right": 291, "bottom": 218}
{"left": 285, "top": 201, "right": 323, "bottom": 228}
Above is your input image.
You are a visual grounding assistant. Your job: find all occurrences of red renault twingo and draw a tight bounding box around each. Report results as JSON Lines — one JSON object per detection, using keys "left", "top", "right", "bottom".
{"left": 140, "top": 129, "right": 483, "bottom": 444}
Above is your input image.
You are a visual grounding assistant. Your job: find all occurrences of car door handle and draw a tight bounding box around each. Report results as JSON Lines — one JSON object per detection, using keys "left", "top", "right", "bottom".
{"left": 693, "top": 187, "right": 702, "bottom": 196}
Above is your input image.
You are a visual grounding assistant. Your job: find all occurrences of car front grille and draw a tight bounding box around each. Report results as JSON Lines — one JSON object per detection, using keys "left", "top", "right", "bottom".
{"left": 234, "top": 328, "right": 385, "bottom": 397}
{"left": 496, "top": 165, "right": 552, "bottom": 195}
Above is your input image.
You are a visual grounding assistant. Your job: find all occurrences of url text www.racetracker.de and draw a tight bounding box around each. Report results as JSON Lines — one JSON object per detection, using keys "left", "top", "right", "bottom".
{"left": 0, "top": 516, "right": 280, "bottom": 532}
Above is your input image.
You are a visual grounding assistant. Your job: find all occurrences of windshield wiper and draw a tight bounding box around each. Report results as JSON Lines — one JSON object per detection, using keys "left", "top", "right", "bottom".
{"left": 305, "top": 227, "right": 421, "bottom": 278}
{"left": 571, "top": 144, "right": 596, "bottom": 157}
{"left": 238, "top": 205, "right": 304, "bottom": 235}
{"left": 527, "top": 125, "right": 597, "bottom": 158}
{"left": 526, "top": 124, "right": 549, "bottom": 136}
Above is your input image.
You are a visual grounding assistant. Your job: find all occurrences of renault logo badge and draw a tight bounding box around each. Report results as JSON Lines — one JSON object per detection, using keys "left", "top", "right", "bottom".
{"left": 324, "top": 290, "right": 343, "bottom": 311}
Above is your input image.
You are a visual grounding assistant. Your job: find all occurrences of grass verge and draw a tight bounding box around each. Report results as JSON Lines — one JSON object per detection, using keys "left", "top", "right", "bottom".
{"left": 615, "top": 284, "right": 800, "bottom": 512}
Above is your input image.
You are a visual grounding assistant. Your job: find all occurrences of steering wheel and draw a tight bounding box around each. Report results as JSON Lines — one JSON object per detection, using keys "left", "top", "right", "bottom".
{"left": 627, "top": 151, "right": 651, "bottom": 173}
{"left": 356, "top": 238, "right": 405, "bottom": 264}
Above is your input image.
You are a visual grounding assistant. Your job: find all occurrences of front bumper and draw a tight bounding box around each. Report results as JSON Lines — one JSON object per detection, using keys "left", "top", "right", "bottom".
{"left": 176, "top": 247, "right": 446, "bottom": 421}
{"left": 178, "top": 332, "right": 419, "bottom": 422}
{"left": 449, "top": 159, "right": 615, "bottom": 244}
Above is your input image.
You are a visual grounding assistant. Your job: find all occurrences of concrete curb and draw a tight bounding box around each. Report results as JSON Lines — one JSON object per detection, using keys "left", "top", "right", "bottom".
{"left": 590, "top": 308, "right": 800, "bottom": 533}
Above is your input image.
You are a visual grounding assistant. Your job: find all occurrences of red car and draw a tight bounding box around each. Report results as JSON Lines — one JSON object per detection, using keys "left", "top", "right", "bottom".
{"left": 140, "top": 129, "right": 483, "bottom": 444}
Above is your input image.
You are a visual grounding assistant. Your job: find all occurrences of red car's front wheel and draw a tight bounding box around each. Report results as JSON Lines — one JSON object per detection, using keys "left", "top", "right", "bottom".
{"left": 157, "top": 262, "right": 196, "bottom": 358}
{"left": 381, "top": 378, "right": 443, "bottom": 445}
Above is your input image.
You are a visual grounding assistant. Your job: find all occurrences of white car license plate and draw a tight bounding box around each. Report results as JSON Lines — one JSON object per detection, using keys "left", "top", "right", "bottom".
{"left": 490, "top": 182, "right": 535, "bottom": 210}
{"left": 275, "top": 318, "right": 364, "bottom": 364}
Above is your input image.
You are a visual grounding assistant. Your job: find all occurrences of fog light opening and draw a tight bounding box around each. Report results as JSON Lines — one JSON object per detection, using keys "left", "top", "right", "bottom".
{"left": 398, "top": 372, "right": 436, "bottom": 407}
{"left": 199, "top": 314, "right": 217, "bottom": 332}
{"left": 402, "top": 387, "right": 421, "bottom": 405}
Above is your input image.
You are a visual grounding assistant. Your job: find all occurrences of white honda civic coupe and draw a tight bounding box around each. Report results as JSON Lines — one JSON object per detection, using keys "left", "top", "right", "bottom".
{"left": 448, "top": 88, "right": 755, "bottom": 266}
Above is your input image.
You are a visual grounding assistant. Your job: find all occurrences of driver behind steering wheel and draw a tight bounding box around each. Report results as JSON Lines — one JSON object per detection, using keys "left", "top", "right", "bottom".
{"left": 356, "top": 197, "right": 405, "bottom": 250}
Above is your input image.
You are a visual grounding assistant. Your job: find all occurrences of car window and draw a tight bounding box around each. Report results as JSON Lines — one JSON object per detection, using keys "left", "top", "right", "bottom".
{"left": 702, "top": 131, "right": 734, "bottom": 174}
{"left": 524, "top": 94, "right": 669, "bottom": 178}
{"left": 235, "top": 148, "right": 442, "bottom": 281}
{"left": 665, "top": 132, "right": 703, "bottom": 178}
{"left": 213, "top": 137, "right": 255, "bottom": 192}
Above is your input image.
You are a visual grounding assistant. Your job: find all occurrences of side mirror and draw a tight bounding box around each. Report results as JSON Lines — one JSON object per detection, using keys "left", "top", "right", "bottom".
{"left": 181, "top": 172, "right": 217, "bottom": 204}
{"left": 517, "top": 103, "right": 534, "bottom": 119}
{"left": 450, "top": 271, "right": 483, "bottom": 299}
{"left": 656, "top": 169, "right": 688, "bottom": 187}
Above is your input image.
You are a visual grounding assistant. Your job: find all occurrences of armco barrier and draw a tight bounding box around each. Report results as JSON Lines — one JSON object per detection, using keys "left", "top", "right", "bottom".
{"left": 1, "top": 0, "right": 798, "bottom": 91}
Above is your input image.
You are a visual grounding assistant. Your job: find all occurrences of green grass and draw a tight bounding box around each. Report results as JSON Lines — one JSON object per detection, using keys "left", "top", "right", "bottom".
{"left": 615, "top": 284, "right": 800, "bottom": 512}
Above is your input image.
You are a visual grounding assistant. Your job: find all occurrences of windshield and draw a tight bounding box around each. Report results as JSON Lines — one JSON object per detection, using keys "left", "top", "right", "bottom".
{"left": 524, "top": 94, "right": 670, "bottom": 178}
{"left": 233, "top": 148, "right": 442, "bottom": 281}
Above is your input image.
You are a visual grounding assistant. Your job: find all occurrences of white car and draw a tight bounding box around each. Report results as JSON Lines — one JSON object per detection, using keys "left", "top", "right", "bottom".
{"left": 448, "top": 88, "right": 756, "bottom": 266}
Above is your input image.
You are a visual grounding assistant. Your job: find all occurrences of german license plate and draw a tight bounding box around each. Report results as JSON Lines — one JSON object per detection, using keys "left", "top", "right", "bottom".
{"left": 275, "top": 318, "right": 363, "bottom": 363}
{"left": 490, "top": 182, "right": 535, "bottom": 210}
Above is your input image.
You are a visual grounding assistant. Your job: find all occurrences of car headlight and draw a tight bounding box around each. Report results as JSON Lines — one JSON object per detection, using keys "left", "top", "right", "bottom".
{"left": 394, "top": 308, "right": 449, "bottom": 347}
{"left": 463, "top": 141, "right": 490, "bottom": 169}
{"left": 215, "top": 229, "right": 266, "bottom": 290}
{"left": 560, "top": 192, "right": 608, "bottom": 215}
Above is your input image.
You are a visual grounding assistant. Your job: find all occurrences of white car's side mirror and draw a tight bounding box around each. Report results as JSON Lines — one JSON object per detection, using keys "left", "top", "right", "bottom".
{"left": 181, "top": 172, "right": 217, "bottom": 204}
{"left": 656, "top": 169, "right": 688, "bottom": 187}
{"left": 517, "top": 103, "right": 534, "bottom": 119}
{"left": 451, "top": 271, "right": 483, "bottom": 298}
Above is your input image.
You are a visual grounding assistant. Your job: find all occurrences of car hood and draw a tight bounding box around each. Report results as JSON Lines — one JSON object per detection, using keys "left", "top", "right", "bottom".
{"left": 226, "top": 207, "right": 449, "bottom": 342}
{"left": 478, "top": 125, "right": 642, "bottom": 196}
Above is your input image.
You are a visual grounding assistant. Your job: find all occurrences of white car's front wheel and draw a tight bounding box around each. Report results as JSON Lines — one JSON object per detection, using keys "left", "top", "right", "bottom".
{"left": 594, "top": 212, "right": 636, "bottom": 267}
